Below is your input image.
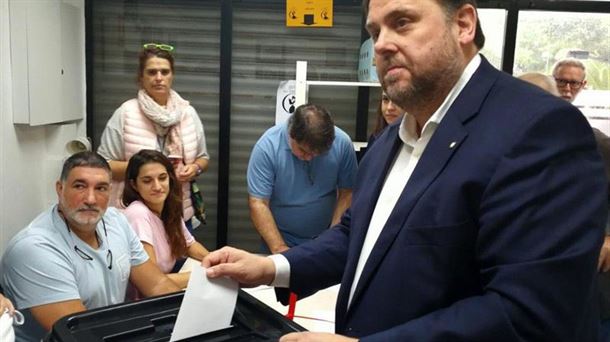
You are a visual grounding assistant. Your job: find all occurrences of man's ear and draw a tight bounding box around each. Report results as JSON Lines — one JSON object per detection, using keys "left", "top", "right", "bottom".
{"left": 56, "top": 180, "right": 63, "bottom": 197}
{"left": 455, "top": 4, "right": 477, "bottom": 46}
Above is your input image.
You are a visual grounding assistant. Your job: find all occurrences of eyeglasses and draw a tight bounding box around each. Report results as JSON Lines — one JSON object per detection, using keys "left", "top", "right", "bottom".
{"left": 142, "top": 43, "right": 174, "bottom": 52}
{"left": 554, "top": 78, "right": 584, "bottom": 89}
{"left": 65, "top": 216, "right": 113, "bottom": 270}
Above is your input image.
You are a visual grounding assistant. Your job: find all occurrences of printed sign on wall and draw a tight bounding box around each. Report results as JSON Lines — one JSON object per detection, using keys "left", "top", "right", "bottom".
{"left": 275, "top": 80, "right": 296, "bottom": 125}
{"left": 286, "top": 0, "right": 333, "bottom": 27}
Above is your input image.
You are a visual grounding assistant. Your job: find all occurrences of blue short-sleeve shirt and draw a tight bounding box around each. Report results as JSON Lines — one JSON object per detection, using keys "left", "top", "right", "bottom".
{"left": 0, "top": 206, "right": 148, "bottom": 342}
{"left": 247, "top": 123, "right": 357, "bottom": 246}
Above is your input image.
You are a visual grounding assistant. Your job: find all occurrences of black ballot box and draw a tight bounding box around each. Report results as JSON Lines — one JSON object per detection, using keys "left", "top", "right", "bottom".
{"left": 45, "top": 290, "right": 306, "bottom": 341}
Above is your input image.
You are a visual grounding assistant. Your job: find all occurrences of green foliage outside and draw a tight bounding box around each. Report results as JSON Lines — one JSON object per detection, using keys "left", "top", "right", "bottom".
{"left": 586, "top": 59, "right": 610, "bottom": 91}
{"left": 514, "top": 11, "right": 610, "bottom": 90}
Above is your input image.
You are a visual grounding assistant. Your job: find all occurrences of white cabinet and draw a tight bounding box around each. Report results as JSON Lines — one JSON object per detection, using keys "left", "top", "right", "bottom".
{"left": 294, "top": 60, "right": 380, "bottom": 107}
{"left": 9, "top": 0, "right": 85, "bottom": 126}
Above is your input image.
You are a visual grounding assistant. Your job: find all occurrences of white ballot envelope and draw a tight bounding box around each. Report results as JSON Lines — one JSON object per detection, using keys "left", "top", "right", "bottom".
{"left": 170, "top": 265, "right": 239, "bottom": 341}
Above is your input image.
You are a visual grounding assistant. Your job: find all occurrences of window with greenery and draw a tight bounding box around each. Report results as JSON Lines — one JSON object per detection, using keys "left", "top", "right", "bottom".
{"left": 515, "top": 11, "right": 610, "bottom": 133}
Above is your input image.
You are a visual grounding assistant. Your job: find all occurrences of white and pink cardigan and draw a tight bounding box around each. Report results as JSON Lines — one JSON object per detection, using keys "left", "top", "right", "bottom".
{"left": 111, "top": 99, "right": 199, "bottom": 220}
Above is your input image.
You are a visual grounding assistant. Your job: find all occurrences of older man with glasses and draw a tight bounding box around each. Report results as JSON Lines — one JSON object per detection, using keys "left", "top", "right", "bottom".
{"left": 552, "top": 58, "right": 588, "bottom": 103}
{"left": 551, "top": 57, "right": 610, "bottom": 342}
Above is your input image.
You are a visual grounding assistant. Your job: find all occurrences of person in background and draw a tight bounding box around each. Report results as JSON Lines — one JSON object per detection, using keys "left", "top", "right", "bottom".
{"left": 549, "top": 60, "right": 610, "bottom": 192}
{"left": 367, "top": 90, "right": 406, "bottom": 149}
{"left": 0, "top": 152, "right": 180, "bottom": 342}
{"left": 553, "top": 58, "right": 610, "bottom": 288}
{"left": 518, "top": 69, "right": 610, "bottom": 195}
{"left": 122, "top": 149, "right": 209, "bottom": 291}
{"left": 528, "top": 61, "right": 610, "bottom": 342}
{"left": 97, "top": 43, "right": 209, "bottom": 232}
{"left": 203, "top": 0, "right": 606, "bottom": 340}
{"left": 518, "top": 72, "right": 560, "bottom": 96}
{"left": 247, "top": 103, "right": 358, "bottom": 254}
{"left": 552, "top": 58, "right": 587, "bottom": 103}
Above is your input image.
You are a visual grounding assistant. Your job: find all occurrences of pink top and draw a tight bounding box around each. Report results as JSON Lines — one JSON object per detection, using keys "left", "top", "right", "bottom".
{"left": 123, "top": 201, "right": 194, "bottom": 273}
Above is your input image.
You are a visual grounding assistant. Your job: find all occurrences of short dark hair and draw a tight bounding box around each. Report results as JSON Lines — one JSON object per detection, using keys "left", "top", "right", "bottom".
{"left": 60, "top": 151, "right": 111, "bottom": 182}
{"left": 137, "top": 46, "right": 175, "bottom": 84}
{"left": 363, "top": 0, "right": 485, "bottom": 50}
{"left": 288, "top": 104, "right": 335, "bottom": 154}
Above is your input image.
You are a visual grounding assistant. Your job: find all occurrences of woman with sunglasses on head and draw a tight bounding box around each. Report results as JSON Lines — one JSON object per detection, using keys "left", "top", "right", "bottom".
{"left": 98, "top": 43, "right": 209, "bottom": 232}
{"left": 123, "top": 150, "right": 209, "bottom": 291}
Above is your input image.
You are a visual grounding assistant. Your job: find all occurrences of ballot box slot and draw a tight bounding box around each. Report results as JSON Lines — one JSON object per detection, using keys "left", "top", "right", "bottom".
{"left": 150, "top": 313, "right": 178, "bottom": 333}
{"left": 102, "top": 323, "right": 156, "bottom": 342}
{"left": 235, "top": 291, "right": 303, "bottom": 333}
{"left": 230, "top": 306, "right": 270, "bottom": 340}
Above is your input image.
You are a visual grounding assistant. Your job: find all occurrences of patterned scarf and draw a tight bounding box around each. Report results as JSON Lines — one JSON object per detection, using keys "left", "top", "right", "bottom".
{"left": 138, "top": 89, "right": 189, "bottom": 159}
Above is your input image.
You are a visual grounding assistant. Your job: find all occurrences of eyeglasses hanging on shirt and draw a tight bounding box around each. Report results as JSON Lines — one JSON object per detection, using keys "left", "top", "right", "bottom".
{"left": 58, "top": 208, "right": 113, "bottom": 270}
{"left": 70, "top": 226, "right": 113, "bottom": 270}
{"left": 304, "top": 161, "right": 314, "bottom": 185}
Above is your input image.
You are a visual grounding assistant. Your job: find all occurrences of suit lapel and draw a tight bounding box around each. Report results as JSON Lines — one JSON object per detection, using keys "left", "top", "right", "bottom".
{"left": 340, "top": 57, "right": 500, "bottom": 320}
{"left": 334, "top": 126, "right": 403, "bottom": 325}
{"left": 346, "top": 114, "right": 468, "bottom": 313}
{"left": 349, "top": 132, "right": 404, "bottom": 257}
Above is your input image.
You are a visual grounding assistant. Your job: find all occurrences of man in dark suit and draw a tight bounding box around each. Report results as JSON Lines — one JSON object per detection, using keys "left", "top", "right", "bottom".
{"left": 204, "top": 0, "right": 607, "bottom": 340}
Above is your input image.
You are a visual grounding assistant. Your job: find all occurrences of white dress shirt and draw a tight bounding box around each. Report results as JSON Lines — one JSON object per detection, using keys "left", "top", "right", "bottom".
{"left": 269, "top": 55, "right": 482, "bottom": 303}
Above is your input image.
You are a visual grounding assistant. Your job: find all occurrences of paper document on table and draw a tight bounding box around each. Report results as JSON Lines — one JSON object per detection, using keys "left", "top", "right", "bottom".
{"left": 170, "top": 265, "right": 239, "bottom": 341}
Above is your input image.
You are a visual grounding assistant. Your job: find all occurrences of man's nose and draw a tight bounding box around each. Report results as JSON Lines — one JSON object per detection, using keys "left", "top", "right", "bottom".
{"left": 84, "top": 188, "right": 97, "bottom": 204}
{"left": 374, "top": 29, "right": 397, "bottom": 55}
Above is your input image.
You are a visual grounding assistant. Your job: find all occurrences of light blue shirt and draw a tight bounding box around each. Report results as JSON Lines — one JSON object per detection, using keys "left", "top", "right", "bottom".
{"left": 0, "top": 206, "right": 148, "bottom": 342}
{"left": 247, "top": 123, "right": 357, "bottom": 246}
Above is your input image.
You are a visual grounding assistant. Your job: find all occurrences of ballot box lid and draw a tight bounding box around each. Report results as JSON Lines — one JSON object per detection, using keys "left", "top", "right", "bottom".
{"left": 45, "top": 289, "right": 306, "bottom": 341}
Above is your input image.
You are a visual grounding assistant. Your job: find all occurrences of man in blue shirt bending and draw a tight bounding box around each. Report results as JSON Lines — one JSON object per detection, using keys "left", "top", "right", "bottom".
{"left": 247, "top": 104, "right": 358, "bottom": 254}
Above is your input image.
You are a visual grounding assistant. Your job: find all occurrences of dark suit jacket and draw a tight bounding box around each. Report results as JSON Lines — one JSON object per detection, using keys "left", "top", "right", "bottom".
{"left": 278, "top": 57, "right": 607, "bottom": 341}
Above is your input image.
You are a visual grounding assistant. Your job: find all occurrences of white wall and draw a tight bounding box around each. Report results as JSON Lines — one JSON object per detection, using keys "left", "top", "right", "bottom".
{"left": 0, "top": 0, "right": 86, "bottom": 251}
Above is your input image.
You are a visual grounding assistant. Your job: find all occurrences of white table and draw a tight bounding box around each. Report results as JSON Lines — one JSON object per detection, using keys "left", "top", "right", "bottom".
{"left": 243, "top": 285, "right": 338, "bottom": 333}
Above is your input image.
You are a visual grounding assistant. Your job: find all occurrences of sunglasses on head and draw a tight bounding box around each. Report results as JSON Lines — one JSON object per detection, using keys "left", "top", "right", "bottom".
{"left": 142, "top": 43, "right": 174, "bottom": 52}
